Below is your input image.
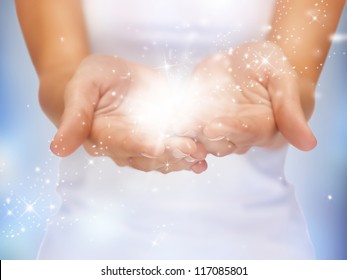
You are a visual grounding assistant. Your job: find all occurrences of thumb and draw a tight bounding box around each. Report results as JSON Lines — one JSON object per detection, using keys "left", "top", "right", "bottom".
{"left": 50, "top": 80, "right": 98, "bottom": 157}
{"left": 268, "top": 74, "right": 317, "bottom": 151}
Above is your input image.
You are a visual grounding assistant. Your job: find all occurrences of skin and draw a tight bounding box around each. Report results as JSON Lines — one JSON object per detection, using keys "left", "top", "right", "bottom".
{"left": 179, "top": 42, "right": 296, "bottom": 156}
{"left": 199, "top": 0, "right": 345, "bottom": 154}
{"left": 55, "top": 55, "right": 208, "bottom": 173}
{"left": 15, "top": 0, "right": 345, "bottom": 172}
{"left": 15, "top": 0, "right": 207, "bottom": 174}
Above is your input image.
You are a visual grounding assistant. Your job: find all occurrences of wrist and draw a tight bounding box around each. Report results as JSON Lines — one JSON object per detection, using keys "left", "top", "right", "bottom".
{"left": 264, "top": 41, "right": 316, "bottom": 121}
{"left": 39, "top": 64, "right": 81, "bottom": 126}
{"left": 298, "top": 76, "right": 316, "bottom": 121}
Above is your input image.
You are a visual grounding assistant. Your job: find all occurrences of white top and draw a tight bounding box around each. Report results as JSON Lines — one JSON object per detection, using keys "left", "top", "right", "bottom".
{"left": 83, "top": 0, "right": 274, "bottom": 66}
{"left": 38, "top": 0, "right": 315, "bottom": 259}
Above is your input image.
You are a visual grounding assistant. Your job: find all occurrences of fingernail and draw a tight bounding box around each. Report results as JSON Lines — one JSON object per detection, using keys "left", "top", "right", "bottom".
{"left": 185, "top": 156, "right": 197, "bottom": 163}
{"left": 207, "top": 136, "right": 226, "bottom": 142}
{"left": 191, "top": 160, "right": 208, "bottom": 174}
{"left": 140, "top": 152, "right": 157, "bottom": 159}
{"left": 172, "top": 149, "right": 189, "bottom": 159}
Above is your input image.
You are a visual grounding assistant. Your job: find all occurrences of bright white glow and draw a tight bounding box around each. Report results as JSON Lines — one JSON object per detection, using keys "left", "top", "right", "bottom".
{"left": 121, "top": 81, "right": 198, "bottom": 138}
{"left": 19, "top": 196, "right": 42, "bottom": 219}
{"left": 330, "top": 33, "right": 347, "bottom": 43}
{"left": 26, "top": 204, "right": 34, "bottom": 212}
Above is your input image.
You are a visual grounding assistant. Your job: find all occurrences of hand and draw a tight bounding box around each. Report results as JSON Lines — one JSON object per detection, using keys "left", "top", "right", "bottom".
{"left": 181, "top": 41, "right": 317, "bottom": 156}
{"left": 50, "top": 55, "right": 207, "bottom": 174}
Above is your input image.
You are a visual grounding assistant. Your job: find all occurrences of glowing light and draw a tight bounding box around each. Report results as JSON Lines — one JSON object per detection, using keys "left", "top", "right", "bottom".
{"left": 157, "top": 59, "right": 174, "bottom": 72}
{"left": 330, "top": 33, "right": 347, "bottom": 43}
{"left": 19, "top": 196, "right": 42, "bottom": 219}
{"left": 121, "top": 76, "right": 198, "bottom": 137}
{"left": 157, "top": 160, "right": 172, "bottom": 172}
{"left": 84, "top": 158, "right": 95, "bottom": 169}
{"left": 254, "top": 50, "right": 278, "bottom": 73}
{"left": 26, "top": 204, "right": 34, "bottom": 212}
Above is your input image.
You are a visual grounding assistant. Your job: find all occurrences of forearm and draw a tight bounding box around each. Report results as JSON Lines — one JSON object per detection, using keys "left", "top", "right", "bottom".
{"left": 267, "top": 0, "right": 345, "bottom": 118}
{"left": 15, "top": 0, "right": 90, "bottom": 125}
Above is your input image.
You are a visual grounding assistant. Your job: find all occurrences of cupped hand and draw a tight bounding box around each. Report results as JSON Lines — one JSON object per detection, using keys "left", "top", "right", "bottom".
{"left": 180, "top": 41, "right": 316, "bottom": 157}
{"left": 50, "top": 55, "right": 207, "bottom": 174}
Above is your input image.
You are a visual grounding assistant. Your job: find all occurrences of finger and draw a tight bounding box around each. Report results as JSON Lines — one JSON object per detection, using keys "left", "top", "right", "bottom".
{"left": 127, "top": 156, "right": 192, "bottom": 174}
{"left": 110, "top": 157, "right": 128, "bottom": 167}
{"left": 127, "top": 157, "right": 162, "bottom": 173}
{"left": 127, "top": 139, "right": 207, "bottom": 174}
{"left": 268, "top": 74, "right": 317, "bottom": 151}
{"left": 122, "top": 130, "right": 166, "bottom": 157}
{"left": 203, "top": 117, "right": 260, "bottom": 147}
{"left": 197, "top": 134, "right": 236, "bottom": 157}
{"left": 164, "top": 137, "right": 199, "bottom": 159}
{"left": 189, "top": 141, "right": 208, "bottom": 161}
{"left": 50, "top": 79, "right": 99, "bottom": 157}
{"left": 234, "top": 146, "right": 251, "bottom": 155}
{"left": 156, "top": 159, "right": 198, "bottom": 174}
{"left": 191, "top": 160, "right": 208, "bottom": 174}
{"left": 86, "top": 117, "right": 167, "bottom": 159}
{"left": 171, "top": 118, "right": 201, "bottom": 139}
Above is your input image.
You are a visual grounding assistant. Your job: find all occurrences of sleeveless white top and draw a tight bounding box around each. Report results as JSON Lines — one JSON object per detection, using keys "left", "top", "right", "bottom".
{"left": 38, "top": 0, "right": 315, "bottom": 259}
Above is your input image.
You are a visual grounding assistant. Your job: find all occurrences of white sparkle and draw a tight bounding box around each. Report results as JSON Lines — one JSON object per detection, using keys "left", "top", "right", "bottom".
{"left": 163, "top": 161, "right": 170, "bottom": 171}
{"left": 18, "top": 196, "right": 42, "bottom": 220}
{"left": 161, "top": 60, "right": 172, "bottom": 71}
{"left": 330, "top": 33, "right": 347, "bottom": 43}
{"left": 306, "top": 9, "right": 322, "bottom": 25}
{"left": 26, "top": 204, "right": 34, "bottom": 212}
{"left": 84, "top": 159, "right": 95, "bottom": 168}
{"left": 253, "top": 50, "right": 278, "bottom": 73}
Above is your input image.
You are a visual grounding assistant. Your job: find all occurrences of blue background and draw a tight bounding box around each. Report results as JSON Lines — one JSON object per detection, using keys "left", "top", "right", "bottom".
{"left": 0, "top": 1, "right": 346, "bottom": 259}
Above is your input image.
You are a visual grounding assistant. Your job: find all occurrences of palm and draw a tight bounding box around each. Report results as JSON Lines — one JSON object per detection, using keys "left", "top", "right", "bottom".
{"left": 185, "top": 48, "right": 277, "bottom": 155}
{"left": 52, "top": 55, "right": 208, "bottom": 173}
{"left": 186, "top": 42, "right": 316, "bottom": 155}
{"left": 86, "top": 59, "right": 171, "bottom": 163}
